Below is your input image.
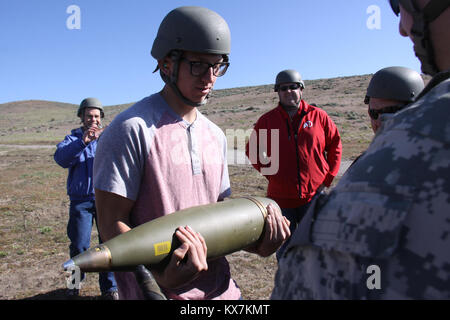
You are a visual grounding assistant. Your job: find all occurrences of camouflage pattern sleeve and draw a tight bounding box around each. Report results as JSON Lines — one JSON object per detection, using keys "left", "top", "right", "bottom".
{"left": 272, "top": 77, "right": 450, "bottom": 300}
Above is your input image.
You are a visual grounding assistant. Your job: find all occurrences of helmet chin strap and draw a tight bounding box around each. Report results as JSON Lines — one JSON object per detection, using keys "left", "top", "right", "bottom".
{"left": 159, "top": 51, "right": 209, "bottom": 108}
{"left": 167, "top": 78, "right": 209, "bottom": 108}
{"left": 406, "top": 0, "right": 450, "bottom": 75}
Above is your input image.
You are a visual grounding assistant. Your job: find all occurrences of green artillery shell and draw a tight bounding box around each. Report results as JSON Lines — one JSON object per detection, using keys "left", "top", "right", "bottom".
{"left": 63, "top": 196, "right": 278, "bottom": 272}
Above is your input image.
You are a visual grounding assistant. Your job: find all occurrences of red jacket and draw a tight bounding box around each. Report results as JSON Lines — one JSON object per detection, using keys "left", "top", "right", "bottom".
{"left": 245, "top": 101, "right": 342, "bottom": 208}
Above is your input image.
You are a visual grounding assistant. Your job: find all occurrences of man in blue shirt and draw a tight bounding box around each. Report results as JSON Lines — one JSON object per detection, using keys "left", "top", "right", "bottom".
{"left": 54, "top": 97, "right": 118, "bottom": 299}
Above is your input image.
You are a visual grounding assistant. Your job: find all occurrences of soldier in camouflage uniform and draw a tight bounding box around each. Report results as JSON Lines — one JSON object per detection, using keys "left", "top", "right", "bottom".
{"left": 272, "top": 0, "right": 450, "bottom": 299}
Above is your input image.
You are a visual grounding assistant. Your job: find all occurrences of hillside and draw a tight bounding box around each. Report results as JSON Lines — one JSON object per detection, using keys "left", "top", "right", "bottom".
{"left": 0, "top": 73, "right": 428, "bottom": 300}
{"left": 0, "top": 74, "right": 375, "bottom": 159}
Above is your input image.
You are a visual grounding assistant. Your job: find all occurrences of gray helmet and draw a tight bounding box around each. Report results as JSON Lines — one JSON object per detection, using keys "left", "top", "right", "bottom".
{"left": 364, "top": 66, "right": 424, "bottom": 104}
{"left": 150, "top": 6, "right": 231, "bottom": 107}
{"left": 77, "top": 97, "right": 104, "bottom": 118}
{"left": 389, "top": 0, "right": 450, "bottom": 76}
{"left": 151, "top": 6, "right": 231, "bottom": 60}
{"left": 274, "top": 69, "right": 305, "bottom": 92}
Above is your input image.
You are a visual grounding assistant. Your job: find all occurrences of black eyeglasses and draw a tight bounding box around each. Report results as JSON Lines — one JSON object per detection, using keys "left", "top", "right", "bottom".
{"left": 389, "top": 0, "right": 400, "bottom": 16}
{"left": 279, "top": 83, "right": 301, "bottom": 92}
{"left": 368, "top": 105, "right": 405, "bottom": 120}
{"left": 389, "top": 0, "right": 416, "bottom": 16}
{"left": 181, "top": 58, "right": 229, "bottom": 77}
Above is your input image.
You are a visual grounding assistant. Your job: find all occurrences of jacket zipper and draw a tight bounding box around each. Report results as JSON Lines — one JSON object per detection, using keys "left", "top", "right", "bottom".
{"left": 286, "top": 111, "right": 306, "bottom": 199}
{"left": 293, "top": 129, "right": 302, "bottom": 199}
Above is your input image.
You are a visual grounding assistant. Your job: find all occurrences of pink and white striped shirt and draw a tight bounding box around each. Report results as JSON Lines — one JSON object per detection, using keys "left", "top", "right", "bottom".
{"left": 94, "top": 93, "right": 241, "bottom": 300}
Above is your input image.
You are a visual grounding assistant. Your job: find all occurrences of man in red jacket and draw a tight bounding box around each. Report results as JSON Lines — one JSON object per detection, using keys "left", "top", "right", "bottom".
{"left": 246, "top": 69, "right": 342, "bottom": 260}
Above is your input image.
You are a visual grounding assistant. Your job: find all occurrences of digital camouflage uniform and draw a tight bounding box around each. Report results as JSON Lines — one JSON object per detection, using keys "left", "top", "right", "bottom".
{"left": 271, "top": 71, "right": 450, "bottom": 299}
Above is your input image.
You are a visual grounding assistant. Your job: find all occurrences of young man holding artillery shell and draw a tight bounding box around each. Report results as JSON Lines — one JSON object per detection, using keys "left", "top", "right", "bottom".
{"left": 93, "top": 6, "right": 290, "bottom": 300}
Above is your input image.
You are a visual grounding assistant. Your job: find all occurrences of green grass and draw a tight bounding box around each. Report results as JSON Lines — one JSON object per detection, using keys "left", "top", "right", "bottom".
{"left": 0, "top": 75, "right": 378, "bottom": 299}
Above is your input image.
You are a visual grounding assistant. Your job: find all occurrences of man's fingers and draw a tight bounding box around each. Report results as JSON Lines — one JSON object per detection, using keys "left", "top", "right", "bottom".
{"left": 282, "top": 217, "right": 291, "bottom": 238}
{"left": 268, "top": 214, "right": 277, "bottom": 241}
{"left": 174, "top": 226, "right": 208, "bottom": 271}
{"left": 266, "top": 204, "right": 291, "bottom": 241}
{"left": 171, "top": 242, "right": 189, "bottom": 265}
{"left": 283, "top": 216, "right": 291, "bottom": 227}
{"left": 192, "top": 228, "right": 208, "bottom": 261}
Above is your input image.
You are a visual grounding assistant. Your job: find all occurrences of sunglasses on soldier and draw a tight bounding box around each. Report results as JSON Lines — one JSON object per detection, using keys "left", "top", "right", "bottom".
{"left": 368, "top": 104, "right": 405, "bottom": 120}
{"left": 279, "top": 83, "right": 301, "bottom": 92}
{"left": 389, "top": 0, "right": 400, "bottom": 15}
{"left": 389, "top": 0, "right": 423, "bottom": 16}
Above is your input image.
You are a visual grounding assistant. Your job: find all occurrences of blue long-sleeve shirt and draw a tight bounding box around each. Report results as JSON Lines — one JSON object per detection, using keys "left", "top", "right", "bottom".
{"left": 54, "top": 127, "right": 97, "bottom": 201}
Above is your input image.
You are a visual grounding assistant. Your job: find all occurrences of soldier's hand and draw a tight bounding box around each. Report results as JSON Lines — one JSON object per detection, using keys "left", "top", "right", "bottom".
{"left": 255, "top": 203, "right": 291, "bottom": 257}
{"left": 153, "top": 225, "right": 208, "bottom": 289}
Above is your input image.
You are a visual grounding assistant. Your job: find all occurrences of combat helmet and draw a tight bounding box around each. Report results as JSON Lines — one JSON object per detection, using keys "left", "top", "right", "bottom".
{"left": 151, "top": 6, "right": 231, "bottom": 107}
{"left": 364, "top": 66, "right": 424, "bottom": 104}
{"left": 77, "top": 97, "right": 104, "bottom": 118}
{"left": 274, "top": 69, "right": 305, "bottom": 92}
{"left": 389, "top": 0, "right": 450, "bottom": 76}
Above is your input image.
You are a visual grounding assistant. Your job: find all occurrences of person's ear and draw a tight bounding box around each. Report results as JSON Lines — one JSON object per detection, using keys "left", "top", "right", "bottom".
{"left": 159, "top": 59, "right": 171, "bottom": 75}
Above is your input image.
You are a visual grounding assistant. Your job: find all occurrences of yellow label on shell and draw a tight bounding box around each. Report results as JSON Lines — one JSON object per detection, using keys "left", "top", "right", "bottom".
{"left": 154, "top": 241, "right": 171, "bottom": 256}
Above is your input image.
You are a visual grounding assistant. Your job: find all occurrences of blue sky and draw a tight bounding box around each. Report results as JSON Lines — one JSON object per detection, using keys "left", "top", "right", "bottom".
{"left": 0, "top": 0, "right": 420, "bottom": 106}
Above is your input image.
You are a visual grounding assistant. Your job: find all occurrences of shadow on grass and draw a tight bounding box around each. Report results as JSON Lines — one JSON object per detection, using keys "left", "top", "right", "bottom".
{"left": 22, "top": 288, "right": 99, "bottom": 300}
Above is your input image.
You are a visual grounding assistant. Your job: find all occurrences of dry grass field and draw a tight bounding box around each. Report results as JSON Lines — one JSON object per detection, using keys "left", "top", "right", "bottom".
{"left": 0, "top": 74, "right": 429, "bottom": 300}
